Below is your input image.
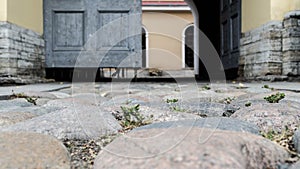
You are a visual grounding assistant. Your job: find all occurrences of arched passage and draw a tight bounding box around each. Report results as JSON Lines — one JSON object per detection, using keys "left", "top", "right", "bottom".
{"left": 142, "top": 1, "right": 194, "bottom": 70}
{"left": 182, "top": 24, "right": 194, "bottom": 68}
{"left": 184, "top": 0, "right": 241, "bottom": 80}
{"left": 183, "top": 0, "right": 200, "bottom": 76}
{"left": 142, "top": 26, "right": 149, "bottom": 68}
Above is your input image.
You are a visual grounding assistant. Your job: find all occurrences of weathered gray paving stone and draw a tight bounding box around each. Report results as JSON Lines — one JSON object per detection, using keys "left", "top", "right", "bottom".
{"left": 231, "top": 103, "right": 300, "bottom": 133}
{"left": 34, "top": 98, "right": 51, "bottom": 106}
{"left": 138, "top": 106, "right": 200, "bottom": 122}
{"left": 94, "top": 128, "right": 288, "bottom": 169}
{"left": 293, "top": 129, "right": 300, "bottom": 153}
{"left": 22, "top": 91, "right": 57, "bottom": 99}
{"left": 0, "top": 132, "right": 70, "bottom": 169}
{"left": 0, "top": 112, "right": 36, "bottom": 127}
{"left": 0, "top": 106, "right": 63, "bottom": 116}
{"left": 96, "top": 82, "right": 148, "bottom": 91}
{"left": 162, "top": 90, "right": 202, "bottom": 101}
{"left": 180, "top": 102, "right": 239, "bottom": 117}
{"left": 289, "top": 161, "right": 300, "bottom": 169}
{"left": 0, "top": 98, "right": 33, "bottom": 108}
{"left": 1, "top": 105, "right": 122, "bottom": 140}
{"left": 105, "top": 105, "right": 200, "bottom": 123}
{"left": 107, "top": 94, "right": 163, "bottom": 106}
{"left": 283, "top": 92, "right": 300, "bottom": 103}
{"left": 198, "top": 89, "right": 246, "bottom": 101}
{"left": 44, "top": 93, "right": 109, "bottom": 108}
{"left": 136, "top": 117, "right": 260, "bottom": 135}
{"left": 106, "top": 101, "right": 238, "bottom": 123}
{"left": 56, "top": 88, "right": 72, "bottom": 95}
{"left": 0, "top": 83, "right": 71, "bottom": 97}
{"left": 100, "top": 90, "right": 140, "bottom": 98}
{"left": 233, "top": 99, "right": 300, "bottom": 110}
{"left": 72, "top": 93, "right": 110, "bottom": 106}
{"left": 233, "top": 91, "right": 300, "bottom": 107}
{"left": 49, "top": 91, "right": 71, "bottom": 99}
{"left": 141, "top": 102, "right": 238, "bottom": 117}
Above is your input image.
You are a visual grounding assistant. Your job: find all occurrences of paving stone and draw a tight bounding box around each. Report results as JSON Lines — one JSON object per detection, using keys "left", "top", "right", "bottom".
{"left": 139, "top": 106, "right": 200, "bottom": 122}
{"left": 182, "top": 102, "right": 239, "bottom": 117}
{"left": 44, "top": 93, "right": 109, "bottom": 108}
{"left": 35, "top": 98, "right": 51, "bottom": 106}
{"left": 0, "top": 132, "right": 70, "bottom": 169}
{"left": 94, "top": 128, "right": 288, "bottom": 169}
{"left": 102, "top": 94, "right": 163, "bottom": 106}
{"left": 105, "top": 104, "right": 200, "bottom": 123}
{"left": 0, "top": 98, "right": 34, "bottom": 108}
{"left": 72, "top": 93, "right": 110, "bottom": 106}
{"left": 1, "top": 105, "right": 122, "bottom": 140}
{"left": 154, "top": 101, "right": 238, "bottom": 117}
{"left": 22, "top": 91, "right": 57, "bottom": 99}
{"left": 232, "top": 91, "right": 300, "bottom": 108}
{"left": 0, "top": 106, "right": 63, "bottom": 117}
{"left": 0, "top": 112, "right": 36, "bottom": 127}
{"left": 231, "top": 103, "right": 300, "bottom": 134}
{"left": 293, "top": 129, "right": 300, "bottom": 154}
{"left": 289, "top": 161, "right": 300, "bottom": 169}
{"left": 49, "top": 91, "right": 71, "bottom": 99}
{"left": 135, "top": 117, "right": 260, "bottom": 135}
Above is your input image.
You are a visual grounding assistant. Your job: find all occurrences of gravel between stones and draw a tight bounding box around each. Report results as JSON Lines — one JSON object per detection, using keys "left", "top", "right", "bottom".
{"left": 63, "top": 135, "right": 118, "bottom": 169}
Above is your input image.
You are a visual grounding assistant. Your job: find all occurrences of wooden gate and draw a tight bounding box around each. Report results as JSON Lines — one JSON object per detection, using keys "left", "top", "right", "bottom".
{"left": 44, "top": 0, "right": 142, "bottom": 69}
{"left": 220, "top": 0, "right": 241, "bottom": 70}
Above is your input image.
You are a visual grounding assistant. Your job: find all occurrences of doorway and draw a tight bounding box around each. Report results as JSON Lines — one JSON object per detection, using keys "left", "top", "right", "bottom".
{"left": 183, "top": 24, "right": 194, "bottom": 68}
{"left": 220, "top": 0, "right": 241, "bottom": 78}
{"left": 142, "top": 26, "right": 148, "bottom": 68}
{"left": 186, "top": 0, "right": 241, "bottom": 79}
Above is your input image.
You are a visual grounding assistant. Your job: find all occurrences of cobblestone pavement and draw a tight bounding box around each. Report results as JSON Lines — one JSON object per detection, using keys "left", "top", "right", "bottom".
{"left": 0, "top": 81, "right": 299, "bottom": 168}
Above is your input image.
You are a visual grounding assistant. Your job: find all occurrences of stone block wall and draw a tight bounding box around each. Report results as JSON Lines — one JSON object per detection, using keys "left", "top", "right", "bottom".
{"left": 239, "top": 11, "right": 300, "bottom": 80}
{"left": 282, "top": 11, "right": 300, "bottom": 77}
{"left": 0, "top": 22, "right": 45, "bottom": 84}
{"left": 239, "top": 21, "right": 283, "bottom": 79}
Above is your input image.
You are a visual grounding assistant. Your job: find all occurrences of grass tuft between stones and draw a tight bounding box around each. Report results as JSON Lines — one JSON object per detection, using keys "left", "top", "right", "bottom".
{"left": 261, "top": 127, "right": 300, "bottom": 164}
{"left": 9, "top": 91, "right": 38, "bottom": 105}
{"left": 264, "top": 92, "right": 285, "bottom": 103}
{"left": 112, "top": 104, "right": 153, "bottom": 131}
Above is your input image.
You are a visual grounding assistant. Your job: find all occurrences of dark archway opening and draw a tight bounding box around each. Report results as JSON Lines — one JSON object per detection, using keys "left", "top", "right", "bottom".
{"left": 193, "top": 0, "right": 221, "bottom": 80}
{"left": 194, "top": 1, "right": 221, "bottom": 55}
{"left": 184, "top": 25, "right": 194, "bottom": 68}
{"left": 142, "top": 27, "right": 147, "bottom": 68}
{"left": 192, "top": 0, "right": 241, "bottom": 80}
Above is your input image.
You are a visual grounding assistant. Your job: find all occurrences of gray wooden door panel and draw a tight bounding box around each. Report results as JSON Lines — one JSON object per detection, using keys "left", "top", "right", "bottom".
{"left": 44, "top": 0, "right": 88, "bottom": 67}
{"left": 220, "top": 0, "right": 241, "bottom": 69}
{"left": 97, "top": 0, "right": 134, "bottom": 10}
{"left": 52, "top": 11, "right": 85, "bottom": 51}
{"left": 96, "top": 11, "right": 130, "bottom": 51}
{"left": 44, "top": 0, "right": 142, "bottom": 68}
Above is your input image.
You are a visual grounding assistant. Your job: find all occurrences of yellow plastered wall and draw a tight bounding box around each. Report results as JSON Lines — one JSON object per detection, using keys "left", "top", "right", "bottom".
{"left": 270, "top": 0, "right": 300, "bottom": 21}
{"left": 7, "top": 0, "right": 43, "bottom": 34}
{"left": 291, "top": 0, "right": 300, "bottom": 9}
{"left": 271, "top": 0, "right": 291, "bottom": 21}
{"left": 0, "top": 0, "right": 7, "bottom": 21}
{"left": 142, "top": 11, "right": 193, "bottom": 70}
{"left": 242, "top": 0, "right": 271, "bottom": 32}
{"left": 242, "top": 0, "right": 300, "bottom": 32}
